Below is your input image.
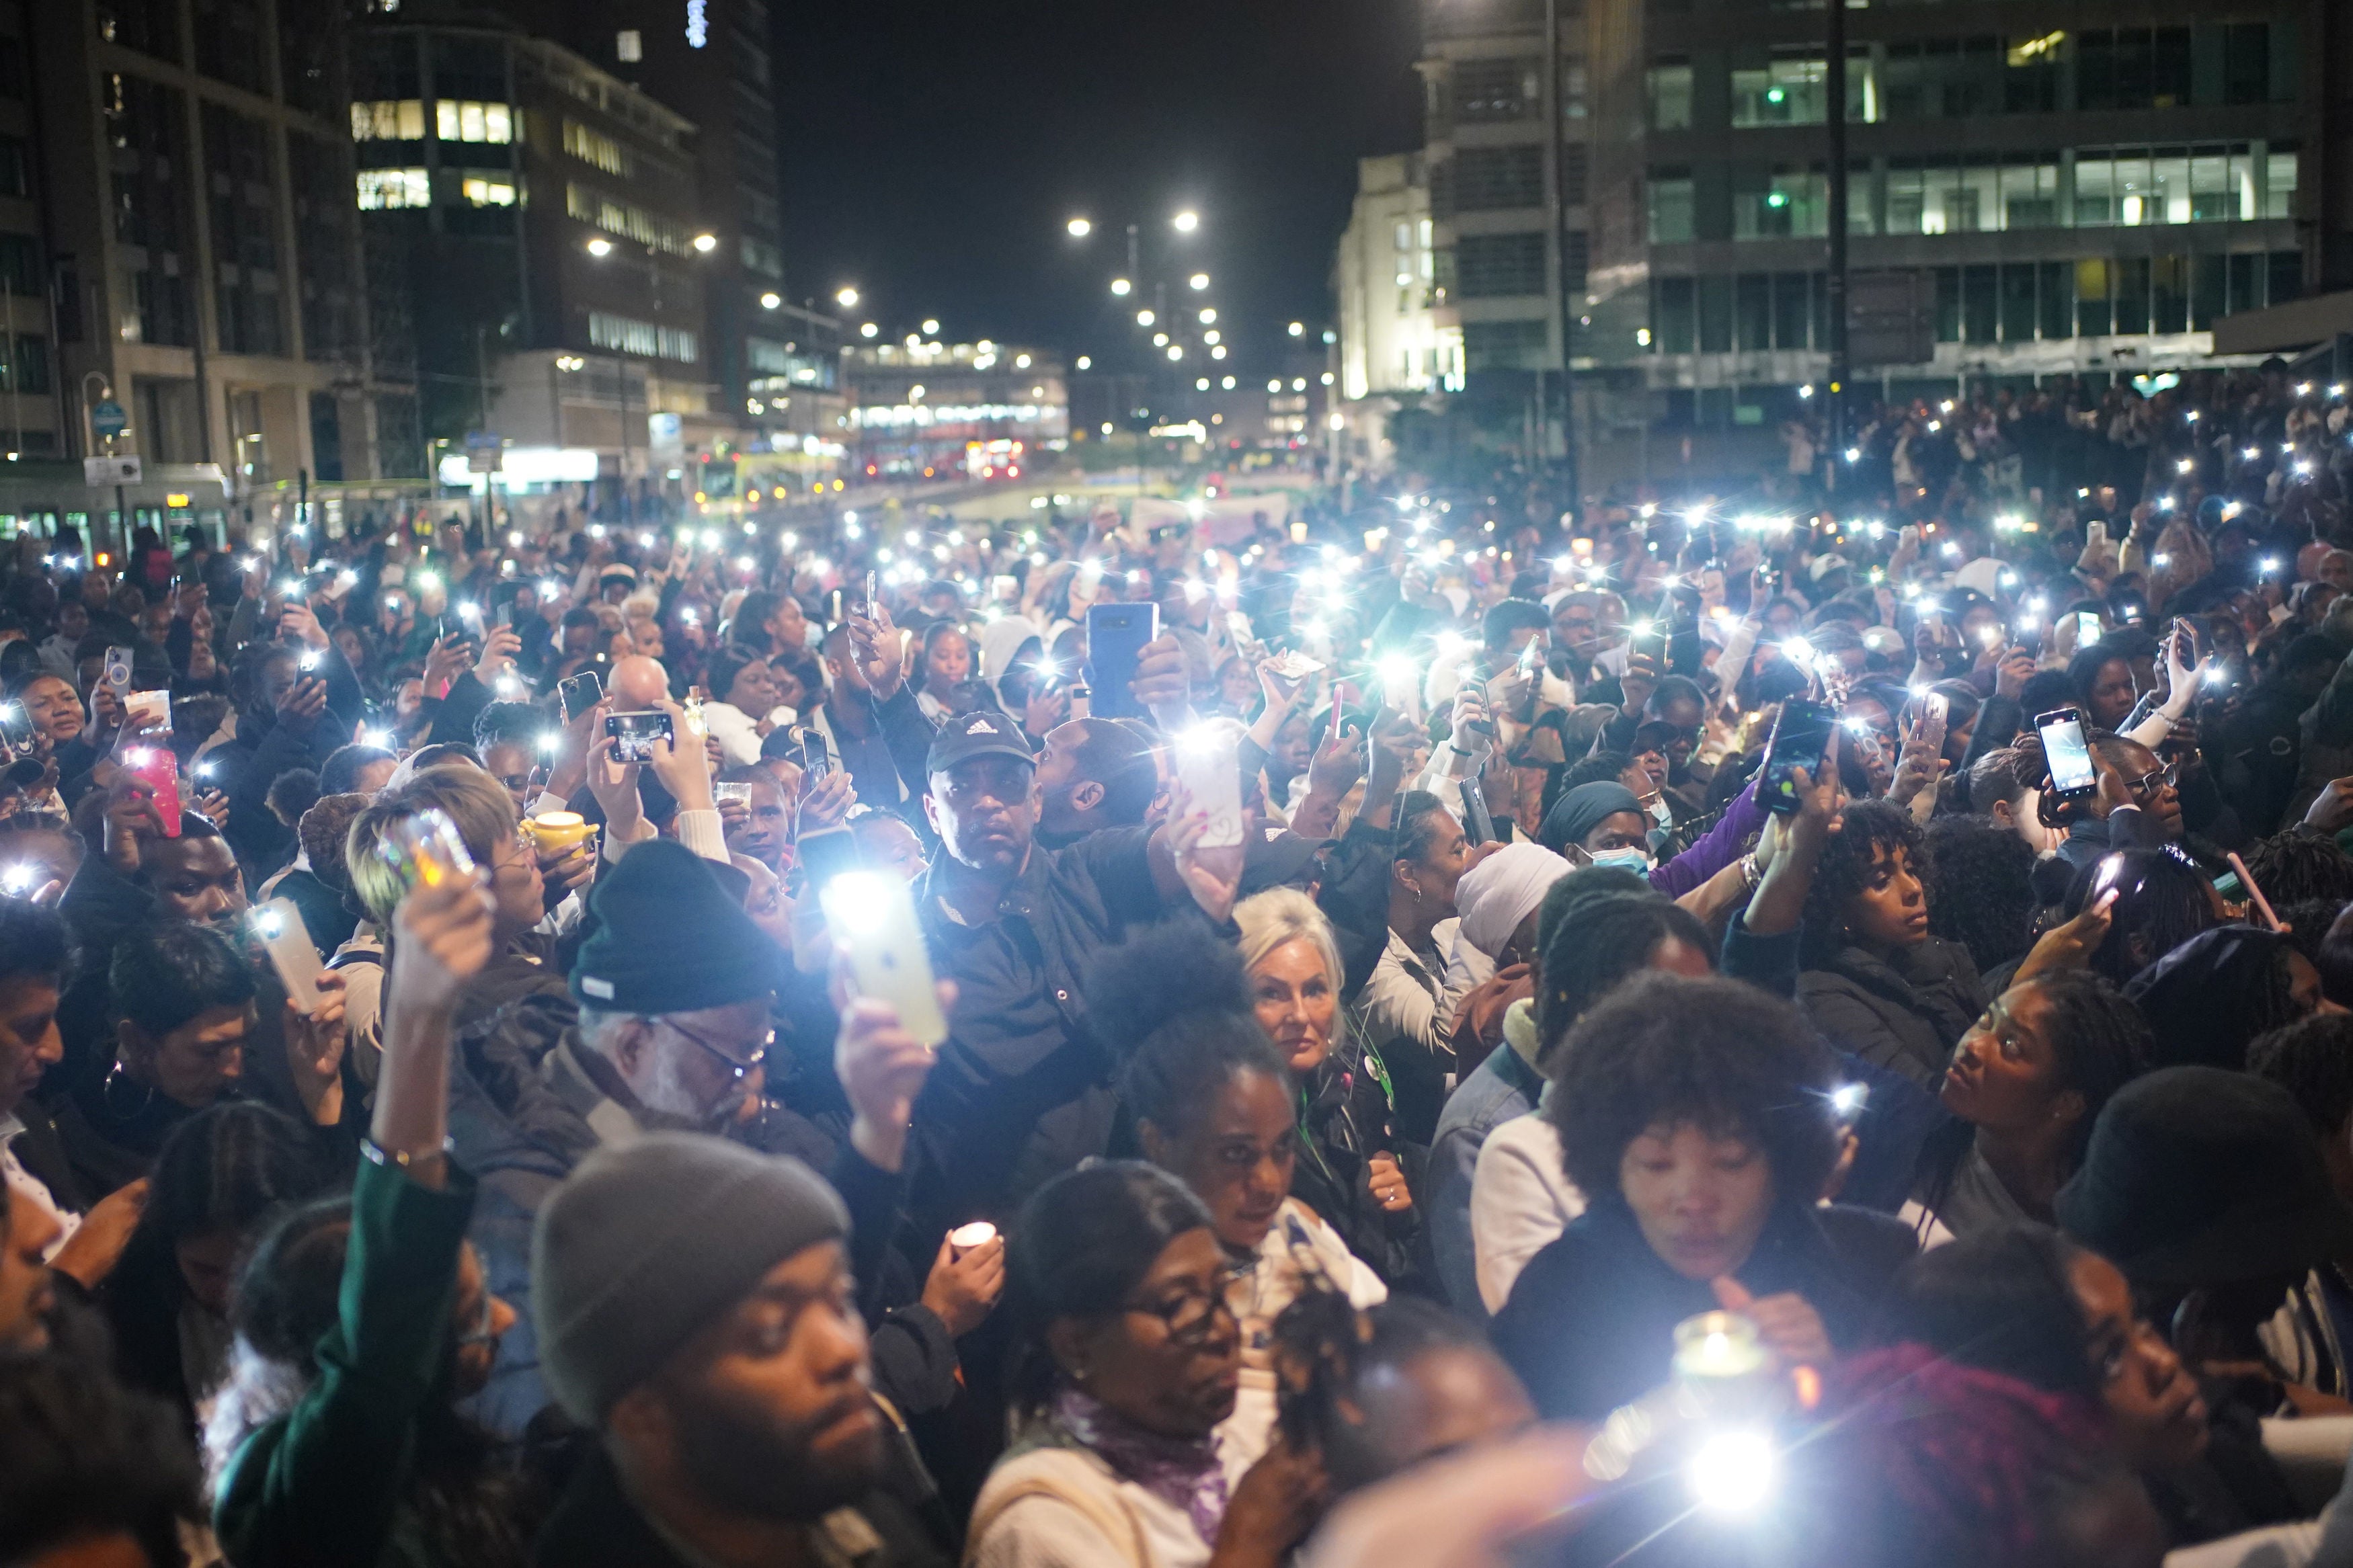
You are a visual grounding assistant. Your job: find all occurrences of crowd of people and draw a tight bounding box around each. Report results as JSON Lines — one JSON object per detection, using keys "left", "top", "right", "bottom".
{"left": 11, "top": 362, "right": 2353, "bottom": 1566}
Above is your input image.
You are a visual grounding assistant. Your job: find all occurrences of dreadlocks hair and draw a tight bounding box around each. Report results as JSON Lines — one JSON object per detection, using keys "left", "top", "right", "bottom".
{"left": 2249, "top": 1012, "right": 2353, "bottom": 1147}
{"left": 1084, "top": 919, "right": 1291, "bottom": 1143}
{"left": 1801, "top": 798, "right": 1930, "bottom": 967}
{"left": 1269, "top": 1284, "right": 1517, "bottom": 1493}
{"left": 1532, "top": 891, "right": 1711, "bottom": 1069}
{"left": 2244, "top": 829, "right": 2353, "bottom": 908}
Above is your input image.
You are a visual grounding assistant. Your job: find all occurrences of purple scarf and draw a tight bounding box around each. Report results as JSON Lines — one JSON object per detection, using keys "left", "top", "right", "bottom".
{"left": 1050, "top": 1387, "right": 1230, "bottom": 1545}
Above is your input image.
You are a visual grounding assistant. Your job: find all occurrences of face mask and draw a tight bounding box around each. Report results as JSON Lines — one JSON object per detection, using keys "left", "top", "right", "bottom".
{"left": 1589, "top": 846, "right": 1652, "bottom": 874}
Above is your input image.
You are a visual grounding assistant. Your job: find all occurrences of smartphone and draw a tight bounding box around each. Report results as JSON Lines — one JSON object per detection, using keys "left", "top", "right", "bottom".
{"left": 557, "top": 669, "right": 604, "bottom": 723}
{"left": 376, "top": 807, "right": 477, "bottom": 890}
{"left": 992, "top": 575, "right": 1020, "bottom": 604}
{"left": 862, "top": 571, "right": 879, "bottom": 612}
{"left": 494, "top": 602, "right": 514, "bottom": 629}
{"left": 796, "top": 825, "right": 861, "bottom": 895}
{"left": 1760, "top": 698, "right": 1839, "bottom": 815}
{"left": 0, "top": 700, "right": 34, "bottom": 755}
{"left": 1084, "top": 602, "right": 1160, "bottom": 720}
{"left": 104, "top": 645, "right": 134, "bottom": 697}
{"left": 820, "top": 870, "right": 949, "bottom": 1048}
{"left": 2073, "top": 612, "right": 2104, "bottom": 646}
{"left": 605, "top": 710, "right": 674, "bottom": 764}
{"left": 795, "top": 725, "right": 834, "bottom": 778}
{"left": 2036, "top": 706, "right": 2099, "bottom": 802}
{"left": 124, "top": 689, "right": 171, "bottom": 735}
{"left": 1172, "top": 724, "right": 1246, "bottom": 850}
{"left": 124, "top": 744, "right": 182, "bottom": 837}
{"left": 253, "top": 898, "right": 325, "bottom": 1011}
{"left": 1921, "top": 690, "right": 1949, "bottom": 731}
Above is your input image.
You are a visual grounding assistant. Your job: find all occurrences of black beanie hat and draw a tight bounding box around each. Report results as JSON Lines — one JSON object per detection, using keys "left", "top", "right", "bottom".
{"left": 570, "top": 839, "right": 778, "bottom": 1014}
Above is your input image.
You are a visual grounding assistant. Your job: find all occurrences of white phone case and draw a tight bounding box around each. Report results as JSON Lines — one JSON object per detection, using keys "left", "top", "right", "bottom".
{"left": 1173, "top": 727, "right": 1246, "bottom": 850}
{"left": 822, "top": 875, "right": 949, "bottom": 1048}
{"left": 257, "top": 898, "right": 325, "bottom": 1011}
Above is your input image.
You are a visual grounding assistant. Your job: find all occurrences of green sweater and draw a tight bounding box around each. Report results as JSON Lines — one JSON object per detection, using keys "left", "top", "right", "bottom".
{"left": 214, "top": 1153, "right": 479, "bottom": 1568}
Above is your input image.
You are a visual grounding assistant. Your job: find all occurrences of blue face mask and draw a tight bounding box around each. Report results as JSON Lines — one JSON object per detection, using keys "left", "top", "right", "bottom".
{"left": 1589, "top": 846, "right": 1652, "bottom": 874}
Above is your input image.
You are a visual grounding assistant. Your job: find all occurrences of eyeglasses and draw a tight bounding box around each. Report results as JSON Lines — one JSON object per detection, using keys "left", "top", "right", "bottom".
{"left": 1124, "top": 1268, "right": 1244, "bottom": 1347}
{"left": 2123, "top": 758, "right": 2181, "bottom": 798}
{"left": 660, "top": 1016, "right": 771, "bottom": 1082}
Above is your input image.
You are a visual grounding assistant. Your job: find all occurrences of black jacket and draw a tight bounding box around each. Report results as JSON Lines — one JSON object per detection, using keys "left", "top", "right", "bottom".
{"left": 1492, "top": 1193, "right": 1917, "bottom": 1421}
{"left": 533, "top": 1442, "right": 951, "bottom": 1568}
{"left": 1798, "top": 936, "right": 1986, "bottom": 1087}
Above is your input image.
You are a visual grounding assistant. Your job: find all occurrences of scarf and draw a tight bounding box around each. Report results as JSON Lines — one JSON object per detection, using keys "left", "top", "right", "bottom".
{"left": 1048, "top": 1387, "right": 1229, "bottom": 1546}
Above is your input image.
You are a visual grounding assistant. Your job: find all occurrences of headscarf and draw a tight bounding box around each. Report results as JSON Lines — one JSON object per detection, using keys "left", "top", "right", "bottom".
{"left": 1540, "top": 781, "right": 1643, "bottom": 852}
{"left": 1455, "top": 841, "right": 1571, "bottom": 959}
{"left": 2122, "top": 925, "right": 2300, "bottom": 1071}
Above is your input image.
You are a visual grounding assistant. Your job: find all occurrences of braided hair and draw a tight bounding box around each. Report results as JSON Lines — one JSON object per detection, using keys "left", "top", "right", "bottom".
{"left": 1800, "top": 798, "right": 1931, "bottom": 967}
{"left": 1532, "top": 891, "right": 1710, "bottom": 1068}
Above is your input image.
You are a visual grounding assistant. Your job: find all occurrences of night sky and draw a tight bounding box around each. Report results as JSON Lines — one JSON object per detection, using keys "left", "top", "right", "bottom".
{"left": 771, "top": 0, "right": 1424, "bottom": 372}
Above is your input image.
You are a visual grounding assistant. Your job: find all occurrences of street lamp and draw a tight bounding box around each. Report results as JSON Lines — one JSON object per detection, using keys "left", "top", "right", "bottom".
{"left": 836, "top": 286, "right": 860, "bottom": 308}
{"left": 859, "top": 322, "right": 878, "bottom": 338}
{"left": 1199, "top": 308, "right": 1216, "bottom": 324}
{"left": 1066, "top": 216, "right": 1092, "bottom": 237}
{"left": 1172, "top": 210, "right": 1199, "bottom": 233}
{"left": 1187, "top": 273, "right": 1209, "bottom": 291}
{"left": 1287, "top": 321, "right": 1305, "bottom": 337}
{"left": 921, "top": 318, "right": 939, "bottom": 335}
{"left": 585, "top": 237, "right": 612, "bottom": 257}
{"left": 1076, "top": 356, "right": 1092, "bottom": 370}
{"left": 1136, "top": 308, "right": 1156, "bottom": 326}
{"left": 692, "top": 232, "right": 717, "bottom": 253}
{"left": 759, "top": 292, "right": 781, "bottom": 308}
{"left": 1110, "top": 278, "right": 1132, "bottom": 296}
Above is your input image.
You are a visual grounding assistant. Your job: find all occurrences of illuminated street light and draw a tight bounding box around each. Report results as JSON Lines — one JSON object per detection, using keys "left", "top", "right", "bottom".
{"left": 921, "top": 318, "right": 940, "bottom": 335}
{"left": 1188, "top": 273, "right": 1209, "bottom": 291}
{"left": 1172, "top": 210, "right": 1199, "bottom": 233}
{"left": 859, "top": 322, "right": 878, "bottom": 338}
{"left": 1153, "top": 333, "right": 1170, "bottom": 347}
{"left": 1196, "top": 377, "right": 1211, "bottom": 390}
{"left": 585, "top": 237, "right": 613, "bottom": 257}
{"left": 1111, "top": 278, "right": 1132, "bottom": 297}
{"left": 1210, "top": 346, "right": 1226, "bottom": 360}
{"left": 1076, "top": 356, "right": 1092, "bottom": 370}
{"left": 1203, "top": 330, "right": 1221, "bottom": 345}
{"left": 1067, "top": 216, "right": 1092, "bottom": 237}
{"left": 1199, "top": 308, "right": 1216, "bottom": 324}
{"left": 1137, "top": 308, "right": 1156, "bottom": 326}
{"left": 692, "top": 232, "right": 717, "bottom": 253}
{"left": 1167, "top": 344, "right": 1184, "bottom": 360}
{"left": 1222, "top": 376, "right": 1236, "bottom": 390}
{"left": 836, "top": 286, "right": 860, "bottom": 308}
{"left": 759, "top": 292, "right": 780, "bottom": 308}
{"left": 1287, "top": 321, "right": 1305, "bottom": 337}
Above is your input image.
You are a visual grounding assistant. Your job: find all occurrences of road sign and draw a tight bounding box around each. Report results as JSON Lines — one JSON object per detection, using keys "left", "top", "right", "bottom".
{"left": 91, "top": 400, "right": 128, "bottom": 440}
{"left": 85, "top": 456, "right": 142, "bottom": 485}
{"left": 465, "top": 430, "right": 503, "bottom": 473}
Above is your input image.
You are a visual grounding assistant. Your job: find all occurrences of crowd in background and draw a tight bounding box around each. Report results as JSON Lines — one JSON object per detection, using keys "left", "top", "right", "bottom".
{"left": 10, "top": 357, "right": 2353, "bottom": 1566}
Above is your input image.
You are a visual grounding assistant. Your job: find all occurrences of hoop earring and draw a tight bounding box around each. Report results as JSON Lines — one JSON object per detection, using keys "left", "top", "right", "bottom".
{"left": 102, "top": 1062, "right": 156, "bottom": 1119}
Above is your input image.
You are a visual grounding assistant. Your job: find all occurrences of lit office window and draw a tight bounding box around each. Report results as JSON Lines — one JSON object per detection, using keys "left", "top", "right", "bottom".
{"left": 350, "top": 100, "right": 426, "bottom": 140}
{"left": 461, "top": 177, "right": 516, "bottom": 206}
{"left": 435, "top": 101, "right": 512, "bottom": 144}
{"left": 356, "top": 168, "right": 428, "bottom": 209}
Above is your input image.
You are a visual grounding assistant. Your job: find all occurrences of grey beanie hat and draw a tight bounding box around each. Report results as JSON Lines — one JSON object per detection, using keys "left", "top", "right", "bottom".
{"left": 530, "top": 1132, "right": 849, "bottom": 1423}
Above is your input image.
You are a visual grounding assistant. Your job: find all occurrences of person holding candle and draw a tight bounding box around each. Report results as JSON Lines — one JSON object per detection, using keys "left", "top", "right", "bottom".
{"left": 1489, "top": 971, "right": 1916, "bottom": 1421}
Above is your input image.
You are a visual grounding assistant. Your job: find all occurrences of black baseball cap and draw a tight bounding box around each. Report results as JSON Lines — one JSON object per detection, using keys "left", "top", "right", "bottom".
{"left": 925, "top": 708, "right": 1035, "bottom": 776}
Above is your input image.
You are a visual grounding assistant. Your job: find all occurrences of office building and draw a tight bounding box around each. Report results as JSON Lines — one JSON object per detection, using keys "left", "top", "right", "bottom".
{"left": 349, "top": 13, "right": 717, "bottom": 506}
{"left": 1373, "top": 0, "right": 2351, "bottom": 487}
{"left": 26, "top": 0, "right": 409, "bottom": 491}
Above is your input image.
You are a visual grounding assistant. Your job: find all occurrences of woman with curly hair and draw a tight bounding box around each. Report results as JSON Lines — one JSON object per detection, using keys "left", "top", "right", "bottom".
{"left": 1921, "top": 816, "right": 2038, "bottom": 981}
{"left": 1907, "top": 971, "right": 2152, "bottom": 1245}
{"left": 1800, "top": 798, "right": 1989, "bottom": 1085}
{"left": 1488, "top": 971, "right": 1916, "bottom": 1421}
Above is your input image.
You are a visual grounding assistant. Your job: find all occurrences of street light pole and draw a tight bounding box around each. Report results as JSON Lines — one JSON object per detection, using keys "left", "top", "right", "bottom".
{"left": 1825, "top": 0, "right": 1850, "bottom": 497}
{"left": 1544, "top": 0, "right": 1580, "bottom": 522}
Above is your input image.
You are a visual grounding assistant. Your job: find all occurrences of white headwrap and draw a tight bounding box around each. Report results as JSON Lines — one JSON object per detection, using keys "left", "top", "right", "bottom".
{"left": 1454, "top": 841, "right": 1572, "bottom": 960}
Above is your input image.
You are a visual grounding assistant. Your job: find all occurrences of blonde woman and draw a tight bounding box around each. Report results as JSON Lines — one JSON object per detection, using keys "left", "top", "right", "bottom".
{"left": 1233, "top": 888, "right": 1419, "bottom": 1284}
